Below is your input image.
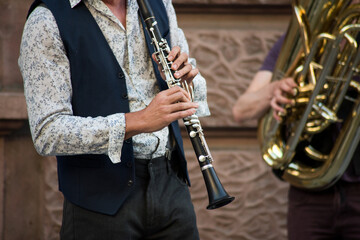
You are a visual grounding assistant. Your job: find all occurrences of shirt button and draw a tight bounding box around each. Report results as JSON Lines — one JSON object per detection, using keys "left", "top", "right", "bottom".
{"left": 128, "top": 180, "right": 133, "bottom": 187}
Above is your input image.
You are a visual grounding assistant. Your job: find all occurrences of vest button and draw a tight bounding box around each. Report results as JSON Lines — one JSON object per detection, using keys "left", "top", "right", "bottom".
{"left": 126, "top": 162, "right": 132, "bottom": 168}
{"left": 125, "top": 139, "right": 131, "bottom": 144}
{"left": 122, "top": 93, "right": 128, "bottom": 99}
{"left": 118, "top": 72, "right": 124, "bottom": 79}
{"left": 128, "top": 180, "right": 133, "bottom": 187}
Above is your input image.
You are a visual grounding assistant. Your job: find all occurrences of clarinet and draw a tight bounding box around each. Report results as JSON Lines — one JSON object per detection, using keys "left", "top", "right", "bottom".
{"left": 137, "top": 0, "right": 234, "bottom": 209}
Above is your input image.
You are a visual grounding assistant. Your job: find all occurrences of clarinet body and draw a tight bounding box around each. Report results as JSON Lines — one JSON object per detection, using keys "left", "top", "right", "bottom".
{"left": 137, "top": 0, "right": 234, "bottom": 209}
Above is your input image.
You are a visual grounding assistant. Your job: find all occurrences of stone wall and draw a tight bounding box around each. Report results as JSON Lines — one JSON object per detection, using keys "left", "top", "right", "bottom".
{"left": 0, "top": 1, "right": 291, "bottom": 239}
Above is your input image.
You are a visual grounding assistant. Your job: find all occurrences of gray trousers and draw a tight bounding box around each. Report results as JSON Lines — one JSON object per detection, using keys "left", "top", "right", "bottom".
{"left": 60, "top": 156, "right": 199, "bottom": 240}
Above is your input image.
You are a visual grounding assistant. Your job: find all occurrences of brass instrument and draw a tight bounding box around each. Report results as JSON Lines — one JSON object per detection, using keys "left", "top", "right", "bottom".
{"left": 258, "top": 0, "right": 360, "bottom": 190}
{"left": 137, "top": 0, "right": 235, "bottom": 209}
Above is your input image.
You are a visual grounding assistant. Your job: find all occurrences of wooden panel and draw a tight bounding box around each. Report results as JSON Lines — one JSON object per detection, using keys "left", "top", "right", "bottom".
{"left": 0, "top": 138, "right": 4, "bottom": 240}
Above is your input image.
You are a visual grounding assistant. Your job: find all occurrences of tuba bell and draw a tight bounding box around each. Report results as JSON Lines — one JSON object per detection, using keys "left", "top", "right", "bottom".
{"left": 258, "top": 0, "right": 360, "bottom": 190}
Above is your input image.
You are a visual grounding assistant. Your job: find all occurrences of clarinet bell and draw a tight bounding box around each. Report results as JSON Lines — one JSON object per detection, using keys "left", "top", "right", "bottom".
{"left": 203, "top": 166, "right": 235, "bottom": 210}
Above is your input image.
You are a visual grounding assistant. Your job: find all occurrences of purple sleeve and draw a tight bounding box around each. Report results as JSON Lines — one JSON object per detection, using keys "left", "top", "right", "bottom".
{"left": 259, "top": 34, "right": 285, "bottom": 72}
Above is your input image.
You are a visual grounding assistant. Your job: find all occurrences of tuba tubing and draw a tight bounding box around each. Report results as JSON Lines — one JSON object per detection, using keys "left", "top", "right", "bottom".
{"left": 137, "top": 0, "right": 235, "bottom": 209}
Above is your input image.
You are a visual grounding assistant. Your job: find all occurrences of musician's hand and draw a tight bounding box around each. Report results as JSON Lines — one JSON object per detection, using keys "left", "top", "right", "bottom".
{"left": 152, "top": 46, "right": 199, "bottom": 87}
{"left": 270, "top": 77, "right": 297, "bottom": 121}
{"left": 124, "top": 86, "right": 198, "bottom": 139}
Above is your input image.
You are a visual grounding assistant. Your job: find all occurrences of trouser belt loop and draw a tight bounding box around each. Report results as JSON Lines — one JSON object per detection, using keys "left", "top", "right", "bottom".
{"left": 165, "top": 147, "right": 172, "bottom": 161}
{"left": 165, "top": 130, "right": 175, "bottom": 173}
{"left": 166, "top": 129, "right": 175, "bottom": 161}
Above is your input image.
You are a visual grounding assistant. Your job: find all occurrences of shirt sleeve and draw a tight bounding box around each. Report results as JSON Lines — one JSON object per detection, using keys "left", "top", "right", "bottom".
{"left": 165, "top": 1, "right": 211, "bottom": 117}
{"left": 259, "top": 34, "right": 286, "bottom": 72}
{"left": 18, "top": 6, "right": 125, "bottom": 163}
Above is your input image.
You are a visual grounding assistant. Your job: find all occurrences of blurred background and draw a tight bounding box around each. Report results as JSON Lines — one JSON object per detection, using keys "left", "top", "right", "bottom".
{"left": 0, "top": 0, "right": 291, "bottom": 239}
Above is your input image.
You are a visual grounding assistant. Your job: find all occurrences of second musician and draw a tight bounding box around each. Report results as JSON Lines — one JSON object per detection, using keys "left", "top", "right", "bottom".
{"left": 232, "top": 34, "right": 360, "bottom": 240}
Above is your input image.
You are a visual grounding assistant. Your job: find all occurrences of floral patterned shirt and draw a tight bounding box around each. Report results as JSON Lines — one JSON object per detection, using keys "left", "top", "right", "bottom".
{"left": 18, "top": 0, "right": 210, "bottom": 163}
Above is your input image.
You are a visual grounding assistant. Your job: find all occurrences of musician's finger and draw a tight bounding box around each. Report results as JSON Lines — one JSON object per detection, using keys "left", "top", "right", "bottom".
{"left": 171, "top": 52, "right": 188, "bottom": 71}
{"left": 277, "top": 95, "right": 294, "bottom": 106}
{"left": 174, "top": 63, "right": 193, "bottom": 79}
{"left": 168, "top": 107, "right": 197, "bottom": 120}
{"left": 165, "top": 86, "right": 192, "bottom": 102}
{"left": 169, "top": 102, "right": 199, "bottom": 113}
{"left": 272, "top": 96, "right": 288, "bottom": 112}
{"left": 167, "top": 46, "right": 181, "bottom": 62}
{"left": 152, "top": 53, "right": 159, "bottom": 64}
{"left": 179, "top": 67, "right": 199, "bottom": 83}
{"left": 271, "top": 97, "right": 284, "bottom": 121}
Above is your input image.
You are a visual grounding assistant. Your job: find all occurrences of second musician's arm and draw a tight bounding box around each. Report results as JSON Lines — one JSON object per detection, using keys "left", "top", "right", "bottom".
{"left": 232, "top": 71, "right": 274, "bottom": 123}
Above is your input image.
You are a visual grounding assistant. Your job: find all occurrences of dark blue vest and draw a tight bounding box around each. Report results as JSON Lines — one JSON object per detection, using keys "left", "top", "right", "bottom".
{"left": 28, "top": 0, "right": 189, "bottom": 215}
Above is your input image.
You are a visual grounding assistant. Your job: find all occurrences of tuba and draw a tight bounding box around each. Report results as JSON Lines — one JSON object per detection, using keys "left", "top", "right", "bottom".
{"left": 258, "top": 0, "right": 360, "bottom": 190}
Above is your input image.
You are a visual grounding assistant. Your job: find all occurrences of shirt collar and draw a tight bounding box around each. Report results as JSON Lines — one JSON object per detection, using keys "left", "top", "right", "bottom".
{"left": 69, "top": 0, "right": 82, "bottom": 8}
